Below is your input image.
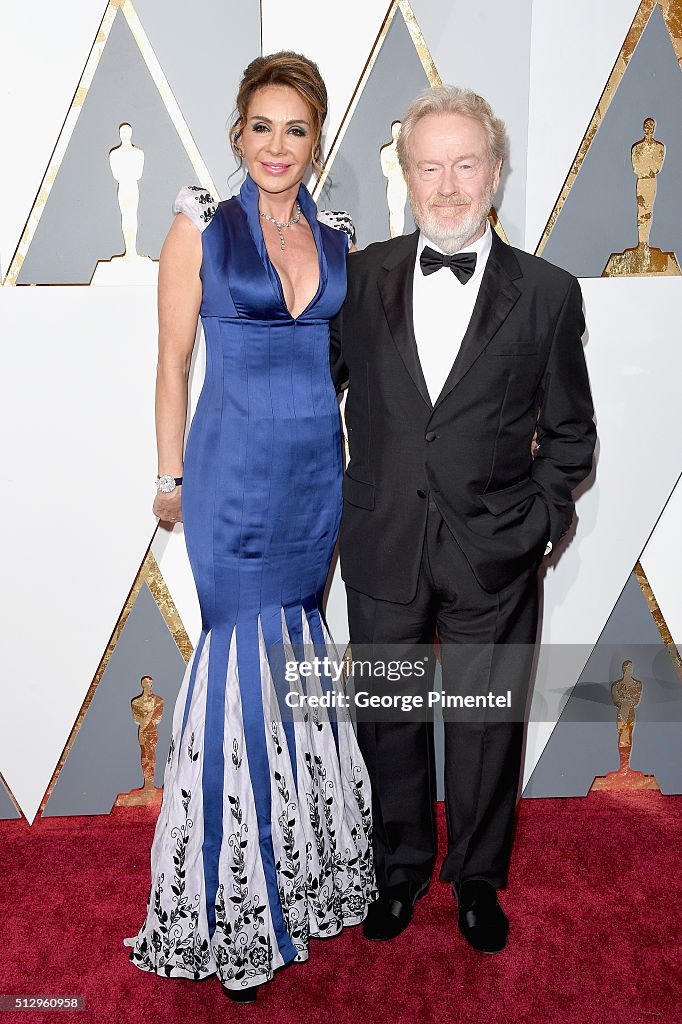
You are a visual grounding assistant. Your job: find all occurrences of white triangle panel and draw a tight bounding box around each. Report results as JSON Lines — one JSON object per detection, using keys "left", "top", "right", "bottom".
{"left": 0, "top": 285, "right": 159, "bottom": 821}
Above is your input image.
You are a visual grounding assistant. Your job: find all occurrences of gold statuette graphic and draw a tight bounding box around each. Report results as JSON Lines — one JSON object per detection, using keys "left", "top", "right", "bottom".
{"left": 603, "top": 118, "right": 680, "bottom": 276}
{"left": 590, "top": 660, "right": 659, "bottom": 791}
{"left": 91, "top": 122, "right": 159, "bottom": 285}
{"left": 115, "top": 675, "right": 164, "bottom": 806}
{"left": 380, "top": 121, "right": 408, "bottom": 238}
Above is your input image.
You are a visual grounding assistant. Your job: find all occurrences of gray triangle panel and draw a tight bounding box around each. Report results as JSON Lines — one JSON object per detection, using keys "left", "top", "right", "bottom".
{"left": 43, "top": 582, "right": 188, "bottom": 816}
{"left": 133, "top": 0, "right": 261, "bottom": 197}
{"left": 318, "top": 13, "right": 430, "bottom": 247}
{"left": 18, "top": 13, "right": 197, "bottom": 284}
{"left": 524, "top": 573, "right": 682, "bottom": 796}
{"left": 0, "top": 776, "right": 21, "bottom": 820}
{"left": 542, "top": 6, "right": 682, "bottom": 276}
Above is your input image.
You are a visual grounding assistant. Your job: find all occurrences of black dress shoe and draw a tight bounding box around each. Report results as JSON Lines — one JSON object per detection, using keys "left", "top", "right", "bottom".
{"left": 453, "top": 879, "right": 509, "bottom": 954}
{"left": 222, "top": 984, "right": 258, "bottom": 1003}
{"left": 362, "top": 879, "right": 430, "bottom": 941}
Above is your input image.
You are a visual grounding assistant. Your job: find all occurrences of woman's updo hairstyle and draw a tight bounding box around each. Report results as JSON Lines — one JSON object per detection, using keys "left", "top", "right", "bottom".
{"left": 230, "top": 51, "right": 328, "bottom": 176}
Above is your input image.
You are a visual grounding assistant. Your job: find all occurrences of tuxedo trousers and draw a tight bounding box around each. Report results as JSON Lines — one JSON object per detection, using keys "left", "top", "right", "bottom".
{"left": 346, "top": 507, "right": 540, "bottom": 889}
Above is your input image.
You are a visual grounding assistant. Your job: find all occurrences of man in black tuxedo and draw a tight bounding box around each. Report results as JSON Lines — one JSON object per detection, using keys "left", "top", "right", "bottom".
{"left": 330, "top": 87, "right": 596, "bottom": 952}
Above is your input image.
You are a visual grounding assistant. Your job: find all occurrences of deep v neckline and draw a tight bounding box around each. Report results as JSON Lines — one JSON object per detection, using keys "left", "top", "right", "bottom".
{"left": 262, "top": 212, "right": 322, "bottom": 321}
{"left": 237, "top": 172, "right": 325, "bottom": 322}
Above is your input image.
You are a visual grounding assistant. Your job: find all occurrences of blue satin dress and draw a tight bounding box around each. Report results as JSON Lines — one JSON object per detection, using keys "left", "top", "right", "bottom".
{"left": 127, "top": 175, "right": 375, "bottom": 993}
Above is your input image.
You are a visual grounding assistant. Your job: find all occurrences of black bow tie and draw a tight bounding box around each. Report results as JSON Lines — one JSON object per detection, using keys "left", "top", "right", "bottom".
{"left": 420, "top": 246, "right": 477, "bottom": 283}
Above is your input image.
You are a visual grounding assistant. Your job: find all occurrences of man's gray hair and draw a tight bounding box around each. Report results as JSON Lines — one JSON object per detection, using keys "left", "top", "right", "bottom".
{"left": 396, "top": 86, "right": 506, "bottom": 172}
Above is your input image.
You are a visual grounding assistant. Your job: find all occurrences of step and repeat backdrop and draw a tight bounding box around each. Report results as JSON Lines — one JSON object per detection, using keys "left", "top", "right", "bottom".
{"left": 1, "top": 0, "right": 681, "bottom": 822}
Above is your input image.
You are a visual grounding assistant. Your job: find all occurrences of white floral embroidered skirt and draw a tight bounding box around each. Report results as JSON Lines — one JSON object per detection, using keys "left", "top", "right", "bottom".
{"left": 125, "top": 607, "right": 376, "bottom": 993}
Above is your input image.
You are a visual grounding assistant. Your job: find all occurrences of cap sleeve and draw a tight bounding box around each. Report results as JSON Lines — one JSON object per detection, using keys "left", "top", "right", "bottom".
{"left": 173, "top": 185, "right": 217, "bottom": 232}
{"left": 317, "top": 209, "right": 356, "bottom": 247}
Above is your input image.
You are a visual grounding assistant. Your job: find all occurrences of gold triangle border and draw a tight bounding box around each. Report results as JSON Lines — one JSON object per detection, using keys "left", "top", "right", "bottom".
{"left": 535, "top": 0, "right": 682, "bottom": 257}
{"left": 38, "top": 536, "right": 193, "bottom": 817}
{"left": 3, "top": 0, "right": 218, "bottom": 287}
{"left": 634, "top": 561, "right": 682, "bottom": 683}
{"left": 312, "top": 0, "right": 507, "bottom": 241}
{"left": 633, "top": 467, "right": 682, "bottom": 682}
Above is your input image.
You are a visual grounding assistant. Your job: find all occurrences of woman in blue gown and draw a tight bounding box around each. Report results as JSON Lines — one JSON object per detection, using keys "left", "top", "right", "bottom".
{"left": 126, "top": 52, "right": 375, "bottom": 1002}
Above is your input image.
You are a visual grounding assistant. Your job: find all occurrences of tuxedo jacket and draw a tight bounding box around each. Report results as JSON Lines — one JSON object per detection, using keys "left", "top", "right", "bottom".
{"left": 329, "top": 228, "right": 596, "bottom": 600}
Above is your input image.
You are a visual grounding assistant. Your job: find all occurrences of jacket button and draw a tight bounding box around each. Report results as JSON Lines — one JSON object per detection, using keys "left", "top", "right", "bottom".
{"left": 425, "top": 431, "right": 437, "bottom": 442}
{"left": 416, "top": 489, "right": 426, "bottom": 498}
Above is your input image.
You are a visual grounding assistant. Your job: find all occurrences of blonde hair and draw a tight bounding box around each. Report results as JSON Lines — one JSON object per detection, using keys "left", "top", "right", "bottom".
{"left": 230, "top": 51, "right": 328, "bottom": 176}
{"left": 396, "top": 86, "right": 506, "bottom": 172}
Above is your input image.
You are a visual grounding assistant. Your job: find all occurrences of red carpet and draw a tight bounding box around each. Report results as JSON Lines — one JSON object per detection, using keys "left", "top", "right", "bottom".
{"left": 1, "top": 793, "right": 681, "bottom": 1024}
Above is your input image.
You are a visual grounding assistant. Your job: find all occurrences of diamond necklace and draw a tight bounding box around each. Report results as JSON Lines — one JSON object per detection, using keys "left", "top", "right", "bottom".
{"left": 259, "top": 201, "right": 301, "bottom": 250}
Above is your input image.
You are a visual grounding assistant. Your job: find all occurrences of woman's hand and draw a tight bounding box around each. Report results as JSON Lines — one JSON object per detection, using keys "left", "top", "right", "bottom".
{"left": 153, "top": 487, "right": 182, "bottom": 525}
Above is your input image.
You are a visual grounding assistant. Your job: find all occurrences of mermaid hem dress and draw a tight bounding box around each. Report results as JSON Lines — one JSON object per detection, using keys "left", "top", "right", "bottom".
{"left": 125, "top": 178, "right": 376, "bottom": 992}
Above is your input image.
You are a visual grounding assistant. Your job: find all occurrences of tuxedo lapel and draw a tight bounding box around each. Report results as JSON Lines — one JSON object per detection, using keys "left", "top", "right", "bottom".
{"left": 433, "top": 231, "right": 522, "bottom": 411}
{"left": 377, "top": 233, "right": 432, "bottom": 410}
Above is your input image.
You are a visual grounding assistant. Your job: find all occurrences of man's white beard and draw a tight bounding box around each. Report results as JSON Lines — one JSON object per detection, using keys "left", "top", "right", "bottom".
{"left": 410, "top": 187, "right": 495, "bottom": 254}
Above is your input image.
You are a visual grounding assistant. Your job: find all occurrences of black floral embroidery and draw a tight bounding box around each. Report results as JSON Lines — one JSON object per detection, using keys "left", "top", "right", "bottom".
{"left": 130, "top": 786, "right": 208, "bottom": 976}
{"left": 308, "top": 704, "right": 323, "bottom": 732}
{"left": 186, "top": 185, "right": 216, "bottom": 223}
{"left": 166, "top": 735, "right": 175, "bottom": 767}
{"left": 302, "top": 752, "right": 339, "bottom": 932}
{"left": 130, "top": 634, "right": 376, "bottom": 987}
{"left": 343, "top": 757, "right": 376, "bottom": 911}
{"left": 317, "top": 757, "right": 368, "bottom": 923}
{"left": 273, "top": 770, "right": 308, "bottom": 954}
{"left": 212, "top": 788, "right": 271, "bottom": 986}
{"left": 317, "top": 209, "right": 356, "bottom": 245}
{"left": 231, "top": 738, "right": 242, "bottom": 770}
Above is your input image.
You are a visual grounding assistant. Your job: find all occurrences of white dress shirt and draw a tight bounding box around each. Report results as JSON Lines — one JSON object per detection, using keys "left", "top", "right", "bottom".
{"left": 412, "top": 221, "right": 492, "bottom": 405}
